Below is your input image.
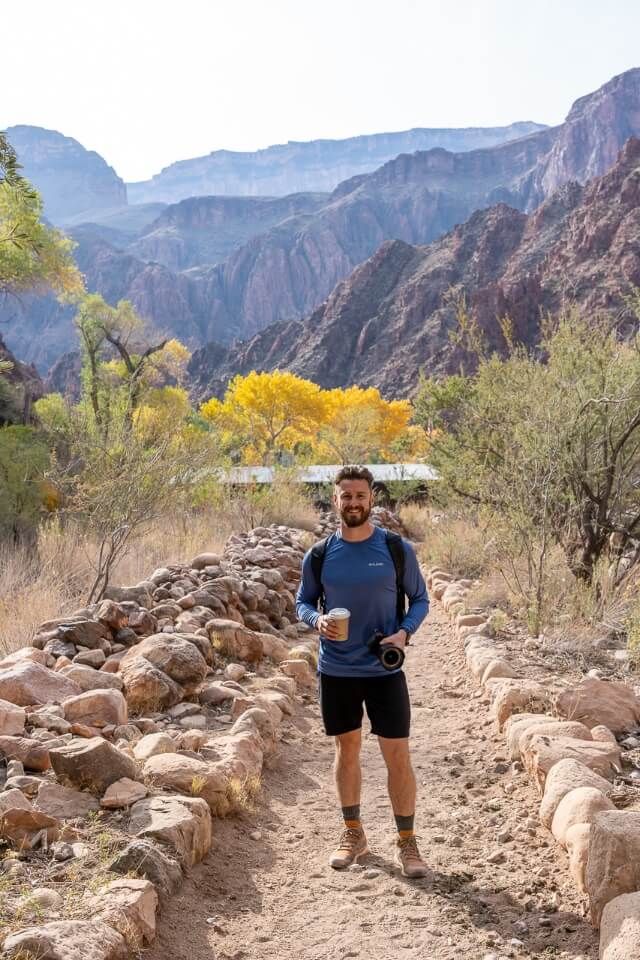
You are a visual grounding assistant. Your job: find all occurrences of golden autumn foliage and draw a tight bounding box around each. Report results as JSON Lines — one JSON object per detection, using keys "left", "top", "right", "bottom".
{"left": 200, "top": 371, "right": 428, "bottom": 465}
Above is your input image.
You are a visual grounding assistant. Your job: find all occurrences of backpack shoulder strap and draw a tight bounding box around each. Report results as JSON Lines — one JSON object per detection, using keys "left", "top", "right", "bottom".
{"left": 384, "top": 530, "right": 407, "bottom": 622}
{"left": 310, "top": 534, "right": 332, "bottom": 612}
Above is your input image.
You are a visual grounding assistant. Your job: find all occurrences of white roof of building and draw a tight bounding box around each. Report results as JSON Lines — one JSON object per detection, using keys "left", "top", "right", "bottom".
{"left": 221, "top": 463, "right": 438, "bottom": 484}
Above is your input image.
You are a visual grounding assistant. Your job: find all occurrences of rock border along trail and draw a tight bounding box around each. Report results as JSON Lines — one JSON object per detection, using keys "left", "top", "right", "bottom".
{"left": 145, "top": 602, "right": 600, "bottom": 960}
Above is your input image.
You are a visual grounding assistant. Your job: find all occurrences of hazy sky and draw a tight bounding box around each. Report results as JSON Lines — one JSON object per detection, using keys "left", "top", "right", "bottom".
{"left": 4, "top": 0, "right": 639, "bottom": 182}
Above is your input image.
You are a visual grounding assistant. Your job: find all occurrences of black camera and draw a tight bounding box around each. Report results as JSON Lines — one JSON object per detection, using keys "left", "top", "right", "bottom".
{"left": 368, "top": 631, "right": 405, "bottom": 671}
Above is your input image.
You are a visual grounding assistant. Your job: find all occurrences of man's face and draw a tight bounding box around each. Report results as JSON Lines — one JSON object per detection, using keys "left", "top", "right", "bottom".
{"left": 334, "top": 479, "right": 373, "bottom": 527}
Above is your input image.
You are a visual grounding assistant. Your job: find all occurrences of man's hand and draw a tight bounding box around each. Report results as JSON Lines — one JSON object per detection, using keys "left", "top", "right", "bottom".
{"left": 316, "top": 614, "right": 341, "bottom": 640}
{"left": 380, "top": 629, "right": 408, "bottom": 649}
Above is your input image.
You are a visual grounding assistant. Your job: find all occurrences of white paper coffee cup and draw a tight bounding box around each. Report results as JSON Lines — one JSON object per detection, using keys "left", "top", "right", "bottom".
{"left": 328, "top": 607, "right": 350, "bottom": 641}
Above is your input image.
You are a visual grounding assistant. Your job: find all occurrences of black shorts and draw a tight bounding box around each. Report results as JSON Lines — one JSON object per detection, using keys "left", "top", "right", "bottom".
{"left": 318, "top": 671, "right": 411, "bottom": 739}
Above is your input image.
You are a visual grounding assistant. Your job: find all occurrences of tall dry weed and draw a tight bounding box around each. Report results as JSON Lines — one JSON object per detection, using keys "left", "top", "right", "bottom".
{"left": 419, "top": 512, "right": 491, "bottom": 579}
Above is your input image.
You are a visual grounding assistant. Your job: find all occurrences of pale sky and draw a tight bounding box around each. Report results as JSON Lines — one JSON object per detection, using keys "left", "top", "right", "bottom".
{"left": 4, "top": 0, "right": 639, "bottom": 182}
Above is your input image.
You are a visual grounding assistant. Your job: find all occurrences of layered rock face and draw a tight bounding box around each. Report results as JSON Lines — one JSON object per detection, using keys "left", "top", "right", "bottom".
{"left": 127, "top": 192, "right": 328, "bottom": 271}
{"left": 0, "top": 336, "right": 44, "bottom": 424}
{"left": 188, "top": 138, "right": 640, "bottom": 399}
{"left": 7, "top": 69, "right": 640, "bottom": 376}
{"left": 127, "top": 122, "right": 546, "bottom": 204}
{"left": 7, "top": 125, "right": 127, "bottom": 224}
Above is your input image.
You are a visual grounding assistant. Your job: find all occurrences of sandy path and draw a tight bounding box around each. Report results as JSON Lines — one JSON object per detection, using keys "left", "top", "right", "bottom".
{"left": 144, "top": 605, "right": 598, "bottom": 960}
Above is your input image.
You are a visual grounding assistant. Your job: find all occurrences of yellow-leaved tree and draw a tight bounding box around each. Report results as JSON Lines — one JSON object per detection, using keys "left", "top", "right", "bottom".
{"left": 315, "top": 386, "right": 413, "bottom": 463}
{"left": 200, "top": 370, "right": 326, "bottom": 464}
{"left": 200, "top": 371, "right": 426, "bottom": 465}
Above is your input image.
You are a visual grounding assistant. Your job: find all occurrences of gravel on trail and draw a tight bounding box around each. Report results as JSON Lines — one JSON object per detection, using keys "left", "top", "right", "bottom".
{"left": 144, "top": 604, "right": 598, "bottom": 960}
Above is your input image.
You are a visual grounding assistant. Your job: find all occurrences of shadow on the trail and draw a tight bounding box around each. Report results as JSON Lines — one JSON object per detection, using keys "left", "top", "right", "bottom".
{"left": 143, "top": 710, "right": 328, "bottom": 960}
{"left": 360, "top": 850, "right": 595, "bottom": 958}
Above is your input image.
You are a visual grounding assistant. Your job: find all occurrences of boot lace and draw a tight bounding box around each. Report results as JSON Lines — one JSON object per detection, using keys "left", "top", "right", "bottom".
{"left": 337, "top": 827, "right": 362, "bottom": 852}
{"left": 398, "top": 835, "right": 422, "bottom": 861}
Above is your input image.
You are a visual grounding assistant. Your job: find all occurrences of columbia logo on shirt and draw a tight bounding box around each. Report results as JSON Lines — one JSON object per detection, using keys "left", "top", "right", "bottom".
{"left": 368, "top": 562, "right": 384, "bottom": 566}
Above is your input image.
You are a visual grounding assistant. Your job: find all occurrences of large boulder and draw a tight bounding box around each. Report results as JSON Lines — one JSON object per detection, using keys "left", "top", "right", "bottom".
{"left": 59, "top": 664, "right": 124, "bottom": 693}
{"left": 565, "top": 822, "right": 591, "bottom": 893}
{"left": 57, "top": 619, "right": 111, "bottom": 649}
{"left": 517, "top": 720, "right": 593, "bottom": 758}
{"left": 3, "top": 919, "right": 128, "bottom": 960}
{"left": 556, "top": 678, "right": 640, "bottom": 733}
{"left": 600, "top": 892, "right": 640, "bottom": 959}
{"left": 0, "top": 698, "right": 26, "bottom": 735}
{"left": 206, "top": 619, "right": 264, "bottom": 663}
{"left": 86, "top": 878, "right": 158, "bottom": 949}
{"left": 539, "top": 758, "right": 616, "bottom": 828}
{"left": 487, "top": 678, "right": 554, "bottom": 729}
{"left": 133, "top": 732, "right": 177, "bottom": 762}
{"left": 586, "top": 810, "right": 640, "bottom": 927}
{"left": 109, "top": 839, "right": 183, "bottom": 903}
{"left": 504, "top": 713, "right": 558, "bottom": 759}
{"left": 49, "top": 737, "right": 141, "bottom": 795}
{"left": 120, "top": 634, "right": 208, "bottom": 712}
{"left": 62, "top": 689, "right": 128, "bottom": 728}
{"left": 522, "top": 735, "right": 621, "bottom": 790}
{"left": 0, "top": 661, "right": 81, "bottom": 706}
{"left": 550, "top": 787, "right": 615, "bottom": 847}
{"left": 34, "top": 781, "right": 100, "bottom": 819}
{"left": 143, "top": 753, "right": 226, "bottom": 809}
{"left": 0, "top": 734, "right": 50, "bottom": 771}
{"left": 118, "top": 657, "right": 182, "bottom": 713}
{"left": 0, "top": 803, "right": 60, "bottom": 849}
{"left": 128, "top": 795, "right": 212, "bottom": 867}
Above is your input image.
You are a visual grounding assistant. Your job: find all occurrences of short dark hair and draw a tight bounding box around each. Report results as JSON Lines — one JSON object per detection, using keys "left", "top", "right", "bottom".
{"left": 334, "top": 465, "right": 374, "bottom": 488}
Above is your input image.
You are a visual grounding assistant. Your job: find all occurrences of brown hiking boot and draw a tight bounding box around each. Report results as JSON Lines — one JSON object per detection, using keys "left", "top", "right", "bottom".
{"left": 329, "top": 826, "right": 369, "bottom": 869}
{"left": 397, "top": 834, "right": 428, "bottom": 878}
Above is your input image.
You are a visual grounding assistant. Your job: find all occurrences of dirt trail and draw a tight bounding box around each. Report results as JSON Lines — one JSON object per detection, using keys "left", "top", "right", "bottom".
{"left": 144, "top": 605, "right": 598, "bottom": 960}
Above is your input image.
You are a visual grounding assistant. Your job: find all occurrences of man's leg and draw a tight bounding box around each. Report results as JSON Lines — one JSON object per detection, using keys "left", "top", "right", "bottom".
{"left": 335, "top": 728, "right": 363, "bottom": 821}
{"left": 377, "top": 736, "right": 416, "bottom": 826}
{"left": 378, "top": 735, "right": 427, "bottom": 877}
{"left": 329, "top": 727, "right": 369, "bottom": 868}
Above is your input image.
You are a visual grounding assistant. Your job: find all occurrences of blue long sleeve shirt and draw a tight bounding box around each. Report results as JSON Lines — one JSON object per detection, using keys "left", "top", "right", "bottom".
{"left": 295, "top": 526, "right": 429, "bottom": 677}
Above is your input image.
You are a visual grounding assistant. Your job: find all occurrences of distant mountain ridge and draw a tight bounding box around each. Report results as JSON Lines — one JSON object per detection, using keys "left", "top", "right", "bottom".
{"left": 127, "top": 122, "right": 547, "bottom": 204}
{"left": 187, "top": 137, "right": 640, "bottom": 399}
{"left": 5, "top": 67, "right": 640, "bottom": 378}
{"left": 5, "top": 125, "right": 126, "bottom": 223}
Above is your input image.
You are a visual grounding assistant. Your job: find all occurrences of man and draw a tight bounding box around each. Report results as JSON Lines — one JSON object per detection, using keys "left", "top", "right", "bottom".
{"left": 296, "top": 465, "right": 429, "bottom": 877}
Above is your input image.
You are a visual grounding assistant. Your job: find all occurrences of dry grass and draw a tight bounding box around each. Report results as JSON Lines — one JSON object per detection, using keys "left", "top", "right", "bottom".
{"left": 398, "top": 504, "right": 431, "bottom": 541}
{"left": 0, "top": 480, "right": 318, "bottom": 657}
{"left": 419, "top": 512, "right": 492, "bottom": 579}
{"left": 207, "top": 480, "right": 319, "bottom": 534}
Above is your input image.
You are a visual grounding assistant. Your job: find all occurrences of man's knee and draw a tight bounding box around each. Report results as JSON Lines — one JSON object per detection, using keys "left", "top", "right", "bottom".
{"left": 378, "top": 736, "right": 412, "bottom": 771}
{"left": 335, "top": 729, "right": 361, "bottom": 762}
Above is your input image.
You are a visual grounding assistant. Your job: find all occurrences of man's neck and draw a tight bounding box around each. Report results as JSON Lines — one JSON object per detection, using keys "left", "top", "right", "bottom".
{"left": 339, "top": 520, "right": 376, "bottom": 543}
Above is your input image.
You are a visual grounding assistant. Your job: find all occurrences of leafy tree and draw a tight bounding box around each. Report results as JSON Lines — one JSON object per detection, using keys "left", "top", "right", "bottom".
{"left": 316, "top": 386, "right": 413, "bottom": 463}
{"left": 74, "top": 293, "right": 190, "bottom": 437}
{"left": 200, "top": 370, "right": 325, "bottom": 464}
{"left": 0, "top": 132, "right": 82, "bottom": 297}
{"left": 0, "top": 425, "right": 49, "bottom": 542}
{"left": 414, "top": 308, "right": 640, "bottom": 630}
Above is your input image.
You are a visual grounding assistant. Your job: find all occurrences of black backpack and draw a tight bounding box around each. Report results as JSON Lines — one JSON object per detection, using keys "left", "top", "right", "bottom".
{"left": 310, "top": 529, "right": 407, "bottom": 622}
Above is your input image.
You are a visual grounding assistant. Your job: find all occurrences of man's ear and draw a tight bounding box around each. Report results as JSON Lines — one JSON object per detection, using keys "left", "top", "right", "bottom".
{"left": 332, "top": 486, "right": 339, "bottom": 509}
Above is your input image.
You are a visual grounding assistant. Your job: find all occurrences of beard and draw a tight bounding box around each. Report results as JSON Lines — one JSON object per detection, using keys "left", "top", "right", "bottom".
{"left": 341, "top": 504, "right": 371, "bottom": 527}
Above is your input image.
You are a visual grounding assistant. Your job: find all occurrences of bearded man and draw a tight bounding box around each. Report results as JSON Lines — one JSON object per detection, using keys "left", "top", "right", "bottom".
{"left": 296, "top": 465, "right": 429, "bottom": 877}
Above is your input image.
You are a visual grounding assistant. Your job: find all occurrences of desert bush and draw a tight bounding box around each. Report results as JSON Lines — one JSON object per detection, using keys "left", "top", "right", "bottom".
{"left": 398, "top": 503, "right": 431, "bottom": 541}
{"left": 419, "top": 512, "right": 491, "bottom": 579}
{"left": 203, "top": 476, "right": 319, "bottom": 534}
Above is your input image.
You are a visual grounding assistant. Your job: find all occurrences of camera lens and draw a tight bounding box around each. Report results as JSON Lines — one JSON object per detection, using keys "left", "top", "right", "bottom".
{"left": 380, "top": 646, "right": 404, "bottom": 670}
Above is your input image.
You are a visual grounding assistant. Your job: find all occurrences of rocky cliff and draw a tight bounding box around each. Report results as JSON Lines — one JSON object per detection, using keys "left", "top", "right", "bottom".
{"left": 127, "top": 192, "right": 328, "bottom": 271}
{"left": 6, "top": 126, "right": 127, "bottom": 224}
{"left": 187, "top": 137, "right": 640, "bottom": 399}
{"left": 0, "top": 335, "right": 44, "bottom": 423}
{"left": 127, "top": 122, "right": 546, "bottom": 204}
{"left": 6, "top": 69, "right": 640, "bottom": 374}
